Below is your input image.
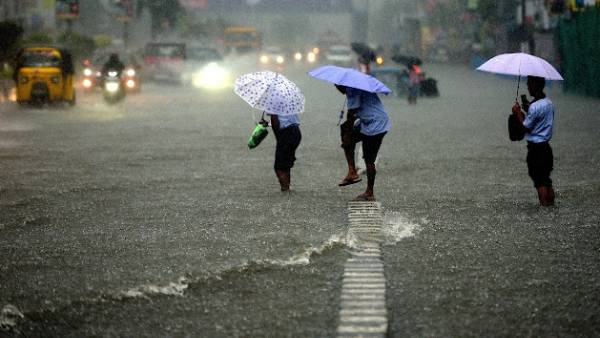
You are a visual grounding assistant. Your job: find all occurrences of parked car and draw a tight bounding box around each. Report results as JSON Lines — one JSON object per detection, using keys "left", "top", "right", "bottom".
{"left": 324, "top": 45, "right": 353, "bottom": 66}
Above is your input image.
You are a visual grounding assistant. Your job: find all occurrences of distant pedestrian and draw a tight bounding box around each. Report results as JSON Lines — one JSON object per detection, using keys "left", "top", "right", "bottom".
{"left": 266, "top": 112, "right": 302, "bottom": 191}
{"left": 336, "top": 84, "right": 391, "bottom": 201}
{"left": 407, "top": 63, "right": 421, "bottom": 105}
{"left": 357, "top": 55, "right": 371, "bottom": 75}
{"left": 511, "top": 75, "right": 555, "bottom": 206}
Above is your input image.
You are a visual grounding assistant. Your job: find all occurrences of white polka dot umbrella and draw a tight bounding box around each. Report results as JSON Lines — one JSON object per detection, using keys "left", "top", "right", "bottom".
{"left": 234, "top": 71, "right": 305, "bottom": 116}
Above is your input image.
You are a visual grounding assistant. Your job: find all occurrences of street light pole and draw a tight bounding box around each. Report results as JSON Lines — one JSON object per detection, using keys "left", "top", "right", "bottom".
{"left": 522, "top": 0, "right": 526, "bottom": 29}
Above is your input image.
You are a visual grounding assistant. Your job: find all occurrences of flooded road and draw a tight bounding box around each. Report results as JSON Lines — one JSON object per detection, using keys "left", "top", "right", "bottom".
{"left": 1, "top": 62, "right": 599, "bottom": 336}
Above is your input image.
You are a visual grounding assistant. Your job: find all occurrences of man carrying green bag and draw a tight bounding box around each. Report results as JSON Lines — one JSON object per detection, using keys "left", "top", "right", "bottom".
{"left": 235, "top": 71, "right": 305, "bottom": 191}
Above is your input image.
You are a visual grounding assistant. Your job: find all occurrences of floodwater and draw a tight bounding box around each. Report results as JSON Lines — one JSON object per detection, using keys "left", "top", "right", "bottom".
{"left": 1, "top": 60, "right": 599, "bottom": 336}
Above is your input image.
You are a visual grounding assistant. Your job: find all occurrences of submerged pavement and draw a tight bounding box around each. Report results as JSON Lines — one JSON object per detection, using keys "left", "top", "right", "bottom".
{"left": 1, "top": 62, "right": 599, "bottom": 336}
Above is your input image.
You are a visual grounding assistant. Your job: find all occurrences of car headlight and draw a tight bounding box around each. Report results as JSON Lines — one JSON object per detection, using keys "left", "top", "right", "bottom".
{"left": 376, "top": 56, "right": 384, "bottom": 65}
{"left": 193, "top": 62, "right": 230, "bottom": 89}
{"left": 307, "top": 52, "right": 316, "bottom": 63}
{"left": 126, "top": 79, "right": 136, "bottom": 88}
{"left": 312, "top": 47, "right": 320, "bottom": 54}
{"left": 83, "top": 68, "right": 93, "bottom": 76}
{"left": 294, "top": 52, "right": 302, "bottom": 61}
{"left": 260, "top": 55, "right": 269, "bottom": 64}
{"left": 126, "top": 68, "right": 136, "bottom": 77}
{"left": 276, "top": 56, "right": 284, "bottom": 64}
{"left": 108, "top": 71, "right": 119, "bottom": 77}
{"left": 82, "top": 79, "right": 93, "bottom": 88}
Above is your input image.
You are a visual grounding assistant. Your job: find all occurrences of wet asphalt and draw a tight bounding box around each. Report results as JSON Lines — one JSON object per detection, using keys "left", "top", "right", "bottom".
{"left": 1, "top": 61, "right": 599, "bottom": 337}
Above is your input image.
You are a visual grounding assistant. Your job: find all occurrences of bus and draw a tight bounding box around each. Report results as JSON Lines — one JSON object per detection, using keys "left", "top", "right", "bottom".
{"left": 223, "top": 26, "right": 262, "bottom": 53}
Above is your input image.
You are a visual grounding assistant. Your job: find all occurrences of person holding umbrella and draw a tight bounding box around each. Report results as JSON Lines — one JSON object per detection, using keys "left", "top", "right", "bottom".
{"left": 267, "top": 112, "right": 301, "bottom": 191}
{"left": 234, "top": 71, "right": 304, "bottom": 191}
{"left": 309, "top": 65, "right": 392, "bottom": 201}
{"left": 477, "top": 53, "right": 562, "bottom": 206}
{"left": 337, "top": 85, "right": 391, "bottom": 201}
{"left": 511, "top": 75, "right": 555, "bottom": 206}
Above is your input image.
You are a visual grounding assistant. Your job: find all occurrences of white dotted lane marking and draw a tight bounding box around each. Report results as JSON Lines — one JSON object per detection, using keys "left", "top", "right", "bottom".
{"left": 337, "top": 201, "right": 388, "bottom": 338}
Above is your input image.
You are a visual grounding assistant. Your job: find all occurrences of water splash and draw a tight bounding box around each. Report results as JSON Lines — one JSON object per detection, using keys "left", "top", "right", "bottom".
{"left": 120, "top": 276, "right": 189, "bottom": 299}
{"left": 382, "top": 211, "right": 424, "bottom": 245}
{"left": 265, "top": 232, "right": 358, "bottom": 266}
{"left": 0, "top": 304, "right": 24, "bottom": 332}
{"left": 117, "top": 232, "right": 355, "bottom": 299}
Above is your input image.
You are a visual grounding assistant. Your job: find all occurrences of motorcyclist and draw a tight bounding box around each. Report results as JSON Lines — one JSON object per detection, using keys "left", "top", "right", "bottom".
{"left": 101, "top": 53, "right": 125, "bottom": 76}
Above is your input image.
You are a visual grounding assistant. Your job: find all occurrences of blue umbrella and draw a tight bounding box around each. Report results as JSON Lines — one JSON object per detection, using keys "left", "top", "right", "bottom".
{"left": 308, "top": 65, "right": 391, "bottom": 94}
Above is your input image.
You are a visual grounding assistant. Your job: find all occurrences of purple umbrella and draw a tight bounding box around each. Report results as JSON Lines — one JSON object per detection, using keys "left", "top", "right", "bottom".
{"left": 308, "top": 65, "right": 392, "bottom": 94}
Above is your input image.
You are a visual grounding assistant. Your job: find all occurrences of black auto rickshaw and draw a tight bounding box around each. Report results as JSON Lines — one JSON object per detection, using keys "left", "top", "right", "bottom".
{"left": 14, "top": 46, "right": 76, "bottom": 106}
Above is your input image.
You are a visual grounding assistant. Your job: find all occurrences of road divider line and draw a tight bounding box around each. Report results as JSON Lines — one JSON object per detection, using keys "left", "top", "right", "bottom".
{"left": 337, "top": 202, "right": 387, "bottom": 338}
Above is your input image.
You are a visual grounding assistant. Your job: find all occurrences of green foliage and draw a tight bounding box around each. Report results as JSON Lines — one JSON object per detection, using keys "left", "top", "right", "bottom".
{"left": 477, "top": 0, "right": 500, "bottom": 21}
{"left": 94, "top": 35, "right": 113, "bottom": 48}
{"left": 57, "top": 32, "right": 97, "bottom": 61}
{"left": 427, "top": 0, "right": 465, "bottom": 27}
{"left": 23, "top": 33, "right": 54, "bottom": 45}
{"left": 558, "top": 6, "right": 600, "bottom": 97}
{"left": 0, "top": 21, "right": 24, "bottom": 63}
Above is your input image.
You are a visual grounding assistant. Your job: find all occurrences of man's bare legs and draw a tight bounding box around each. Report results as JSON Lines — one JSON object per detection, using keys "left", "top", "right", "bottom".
{"left": 276, "top": 169, "right": 290, "bottom": 191}
{"left": 354, "top": 162, "right": 376, "bottom": 201}
{"left": 339, "top": 143, "right": 361, "bottom": 186}
{"left": 536, "top": 185, "right": 555, "bottom": 206}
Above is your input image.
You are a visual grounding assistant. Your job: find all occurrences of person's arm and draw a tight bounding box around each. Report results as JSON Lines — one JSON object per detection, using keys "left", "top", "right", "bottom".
{"left": 346, "top": 89, "right": 361, "bottom": 122}
{"left": 270, "top": 114, "right": 280, "bottom": 130}
{"left": 347, "top": 108, "right": 358, "bottom": 122}
{"left": 512, "top": 102, "right": 531, "bottom": 133}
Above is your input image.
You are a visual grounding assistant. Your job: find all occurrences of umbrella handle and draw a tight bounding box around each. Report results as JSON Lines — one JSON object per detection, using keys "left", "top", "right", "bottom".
{"left": 515, "top": 74, "right": 521, "bottom": 102}
{"left": 337, "top": 98, "right": 347, "bottom": 126}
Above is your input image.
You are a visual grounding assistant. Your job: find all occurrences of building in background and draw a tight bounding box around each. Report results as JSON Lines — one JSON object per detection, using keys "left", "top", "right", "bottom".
{"left": 1, "top": 0, "right": 56, "bottom": 33}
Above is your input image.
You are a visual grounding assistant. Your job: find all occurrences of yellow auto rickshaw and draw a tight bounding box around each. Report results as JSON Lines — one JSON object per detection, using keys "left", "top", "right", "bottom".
{"left": 14, "top": 46, "right": 76, "bottom": 106}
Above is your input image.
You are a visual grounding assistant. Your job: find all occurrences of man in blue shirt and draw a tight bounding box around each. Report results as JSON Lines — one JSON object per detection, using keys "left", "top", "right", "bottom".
{"left": 512, "top": 76, "right": 555, "bottom": 206}
{"left": 267, "top": 112, "right": 301, "bottom": 191}
{"left": 336, "top": 85, "right": 391, "bottom": 201}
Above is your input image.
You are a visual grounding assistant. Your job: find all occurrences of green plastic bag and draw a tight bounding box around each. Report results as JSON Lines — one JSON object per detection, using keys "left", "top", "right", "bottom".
{"left": 248, "top": 121, "right": 269, "bottom": 149}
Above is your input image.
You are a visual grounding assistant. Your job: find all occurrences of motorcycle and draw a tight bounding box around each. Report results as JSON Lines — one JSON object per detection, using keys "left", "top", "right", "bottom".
{"left": 102, "top": 70, "right": 125, "bottom": 104}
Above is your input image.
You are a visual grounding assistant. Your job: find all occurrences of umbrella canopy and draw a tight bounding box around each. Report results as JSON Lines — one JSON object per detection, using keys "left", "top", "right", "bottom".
{"left": 476, "top": 52, "right": 563, "bottom": 80}
{"left": 308, "top": 65, "right": 392, "bottom": 94}
{"left": 234, "top": 71, "right": 305, "bottom": 116}
{"left": 391, "top": 54, "right": 422, "bottom": 67}
{"left": 350, "top": 42, "right": 376, "bottom": 63}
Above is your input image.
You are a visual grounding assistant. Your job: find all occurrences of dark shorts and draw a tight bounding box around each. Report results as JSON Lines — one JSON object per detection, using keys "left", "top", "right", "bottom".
{"left": 340, "top": 121, "right": 386, "bottom": 164}
{"left": 274, "top": 125, "right": 301, "bottom": 171}
{"left": 527, "top": 141, "right": 553, "bottom": 188}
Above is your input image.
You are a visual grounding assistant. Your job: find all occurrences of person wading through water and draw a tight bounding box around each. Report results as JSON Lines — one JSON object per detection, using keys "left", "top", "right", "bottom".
{"left": 512, "top": 75, "right": 556, "bottom": 206}
{"left": 336, "top": 84, "right": 391, "bottom": 201}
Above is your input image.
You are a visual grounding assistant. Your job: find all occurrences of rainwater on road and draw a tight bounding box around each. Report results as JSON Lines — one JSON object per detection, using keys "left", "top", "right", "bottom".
{"left": 1, "top": 61, "right": 599, "bottom": 337}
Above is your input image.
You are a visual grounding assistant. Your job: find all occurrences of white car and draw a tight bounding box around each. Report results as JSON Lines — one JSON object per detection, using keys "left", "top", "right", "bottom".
{"left": 325, "top": 45, "right": 353, "bottom": 66}
{"left": 182, "top": 47, "right": 230, "bottom": 89}
{"left": 259, "top": 46, "right": 286, "bottom": 65}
